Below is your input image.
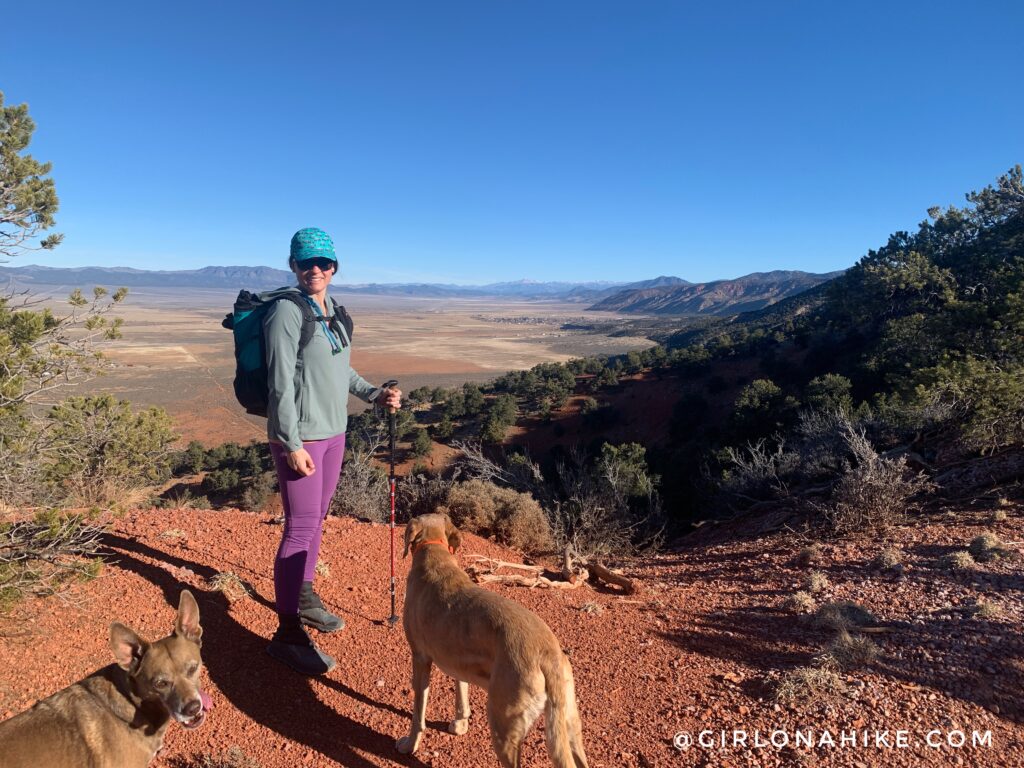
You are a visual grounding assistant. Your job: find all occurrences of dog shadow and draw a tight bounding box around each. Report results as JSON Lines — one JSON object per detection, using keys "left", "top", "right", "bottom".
{"left": 321, "top": 679, "right": 451, "bottom": 734}
{"left": 100, "top": 534, "right": 428, "bottom": 767}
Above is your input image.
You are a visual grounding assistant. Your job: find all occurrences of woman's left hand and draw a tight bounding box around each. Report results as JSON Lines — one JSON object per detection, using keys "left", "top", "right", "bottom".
{"left": 381, "top": 386, "right": 402, "bottom": 410}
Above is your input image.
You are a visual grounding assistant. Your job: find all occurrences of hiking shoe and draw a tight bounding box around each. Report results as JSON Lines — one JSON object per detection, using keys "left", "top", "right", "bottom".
{"left": 266, "top": 615, "right": 336, "bottom": 676}
{"left": 298, "top": 581, "right": 345, "bottom": 633}
{"left": 266, "top": 640, "right": 336, "bottom": 675}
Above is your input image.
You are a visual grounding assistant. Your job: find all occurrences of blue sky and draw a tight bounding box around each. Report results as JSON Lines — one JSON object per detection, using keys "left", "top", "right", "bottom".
{"left": 3, "top": 1, "right": 1022, "bottom": 284}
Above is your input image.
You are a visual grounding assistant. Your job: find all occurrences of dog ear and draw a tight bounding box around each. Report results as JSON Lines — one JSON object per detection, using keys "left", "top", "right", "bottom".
{"left": 403, "top": 517, "right": 423, "bottom": 558}
{"left": 110, "top": 623, "right": 148, "bottom": 672}
{"left": 443, "top": 513, "right": 462, "bottom": 554}
{"left": 175, "top": 589, "right": 203, "bottom": 645}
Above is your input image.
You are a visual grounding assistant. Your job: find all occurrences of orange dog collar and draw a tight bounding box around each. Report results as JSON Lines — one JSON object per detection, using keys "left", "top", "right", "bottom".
{"left": 412, "top": 538, "right": 454, "bottom": 555}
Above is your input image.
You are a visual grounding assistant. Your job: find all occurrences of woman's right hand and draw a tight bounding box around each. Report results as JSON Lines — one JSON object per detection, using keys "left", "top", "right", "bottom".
{"left": 287, "top": 448, "right": 316, "bottom": 477}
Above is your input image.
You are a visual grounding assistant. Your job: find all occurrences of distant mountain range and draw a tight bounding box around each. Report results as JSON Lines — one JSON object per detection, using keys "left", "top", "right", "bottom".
{"left": 589, "top": 270, "right": 846, "bottom": 315}
{"left": 0, "top": 264, "right": 842, "bottom": 316}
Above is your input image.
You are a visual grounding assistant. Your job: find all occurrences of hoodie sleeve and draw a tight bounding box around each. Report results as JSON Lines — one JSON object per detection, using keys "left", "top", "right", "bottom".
{"left": 349, "top": 367, "right": 380, "bottom": 403}
{"left": 264, "top": 299, "right": 304, "bottom": 452}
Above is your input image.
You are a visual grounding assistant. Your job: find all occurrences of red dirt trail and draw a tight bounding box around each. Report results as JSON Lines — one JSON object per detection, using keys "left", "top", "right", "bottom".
{"left": 1, "top": 508, "right": 1022, "bottom": 767}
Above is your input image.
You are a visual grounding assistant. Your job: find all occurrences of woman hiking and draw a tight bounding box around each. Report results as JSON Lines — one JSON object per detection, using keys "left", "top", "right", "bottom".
{"left": 264, "top": 227, "right": 402, "bottom": 675}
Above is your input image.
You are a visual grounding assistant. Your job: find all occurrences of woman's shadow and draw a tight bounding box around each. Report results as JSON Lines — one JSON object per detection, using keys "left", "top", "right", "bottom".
{"left": 101, "top": 533, "right": 427, "bottom": 767}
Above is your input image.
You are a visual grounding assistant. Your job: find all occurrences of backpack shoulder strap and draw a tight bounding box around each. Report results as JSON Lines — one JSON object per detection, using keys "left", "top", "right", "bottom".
{"left": 330, "top": 297, "right": 354, "bottom": 346}
{"left": 273, "top": 292, "right": 318, "bottom": 351}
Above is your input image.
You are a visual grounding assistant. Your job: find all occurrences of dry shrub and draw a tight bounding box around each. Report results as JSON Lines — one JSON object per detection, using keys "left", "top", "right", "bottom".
{"left": 940, "top": 550, "right": 975, "bottom": 570}
{"left": 549, "top": 444, "right": 664, "bottom": 559}
{"left": 108, "top": 485, "right": 156, "bottom": 514}
{"left": 784, "top": 591, "right": 816, "bottom": 614}
{"left": 720, "top": 438, "right": 798, "bottom": 502}
{"left": 315, "top": 559, "right": 331, "bottom": 578}
{"left": 971, "top": 601, "right": 1003, "bottom": 619}
{"left": 330, "top": 446, "right": 388, "bottom": 522}
{"left": 968, "top": 533, "right": 1006, "bottom": 562}
{"left": 207, "top": 572, "right": 250, "bottom": 603}
{"left": 774, "top": 660, "right": 846, "bottom": 704}
{"left": 821, "top": 423, "right": 930, "bottom": 534}
{"left": 810, "top": 601, "right": 876, "bottom": 632}
{"left": 992, "top": 510, "right": 1008, "bottom": 523}
{"left": 444, "top": 479, "right": 553, "bottom": 553}
{"left": 803, "top": 570, "right": 830, "bottom": 594}
{"left": 795, "top": 543, "right": 822, "bottom": 567}
{"left": 398, "top": 473, "right": 453, "bottom": 520}
{"left": 158, "top": 487, "right": 211, "bottom": 511}
{"left": 871, "top": 547, "right": 902, "bottom": 569}
{"left": 240, "top": 472, "right": 276, "bottom": 512}
{"left": 794, "top": 409, "right": 854, "bottom": 479}
{"left": 825, "top": 630, "right": 879, "bottom": 670}
{"left": 0, "top": 510, "right": 106, "bottom": 611}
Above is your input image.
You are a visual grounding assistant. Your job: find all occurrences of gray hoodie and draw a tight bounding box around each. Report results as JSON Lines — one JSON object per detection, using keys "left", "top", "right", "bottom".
{"left": 263, "top": 288, "right": 378, "bottom": 452}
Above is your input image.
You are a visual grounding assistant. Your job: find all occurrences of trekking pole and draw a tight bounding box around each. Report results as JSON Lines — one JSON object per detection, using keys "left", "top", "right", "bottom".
{"left": 381, "top": 379, "right": 400, "bottom": 627}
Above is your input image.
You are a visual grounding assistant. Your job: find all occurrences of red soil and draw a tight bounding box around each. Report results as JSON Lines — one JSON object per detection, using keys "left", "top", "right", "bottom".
{"left": 1, "top": 507, "right": 1022, "bottom": 767}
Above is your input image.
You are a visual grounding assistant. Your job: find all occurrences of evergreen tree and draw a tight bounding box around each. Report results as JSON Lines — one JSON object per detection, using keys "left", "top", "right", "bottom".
{"left": 411, "top": 427, "right": 432, "bottom": 458}
{"left": 1, "top": 91, "right": 63, "bottom": 260}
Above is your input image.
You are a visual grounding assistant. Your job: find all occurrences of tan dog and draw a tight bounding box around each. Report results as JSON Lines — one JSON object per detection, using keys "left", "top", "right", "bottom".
{"left": 0, "top": 590, "right": 208, "bottom": 768}
{"left": 396, "top": 513, "right": 589, "bottom": 768}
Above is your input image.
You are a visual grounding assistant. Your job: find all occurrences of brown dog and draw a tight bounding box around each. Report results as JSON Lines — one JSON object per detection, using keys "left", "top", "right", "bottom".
{"left": 0, "top": 589, "right": 208, "bottom": 768}
{"left": 396, "top": 513, "right": 589, "bottom": 768}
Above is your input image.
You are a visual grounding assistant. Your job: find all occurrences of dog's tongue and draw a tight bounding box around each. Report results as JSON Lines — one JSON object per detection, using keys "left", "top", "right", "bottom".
{"left": 200, "top": 690, "right": 213, "bottom": 711}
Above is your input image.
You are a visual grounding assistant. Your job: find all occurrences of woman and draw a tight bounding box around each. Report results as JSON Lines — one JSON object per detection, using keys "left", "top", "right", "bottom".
{"left": 264, "top": 227, "right": 402, "bottom": 675}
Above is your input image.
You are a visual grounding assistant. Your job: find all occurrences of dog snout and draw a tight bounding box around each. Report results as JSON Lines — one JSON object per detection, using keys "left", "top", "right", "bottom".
{"left": 182, "top": 698, "right": 202, "bottom": 718}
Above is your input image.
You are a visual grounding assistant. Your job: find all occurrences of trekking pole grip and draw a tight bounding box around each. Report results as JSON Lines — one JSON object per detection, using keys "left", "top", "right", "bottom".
{"left": 380, "top": 379, "right": 399, "bottom": 475}
{"left": 380, "top": 378, "right": 399, "bottom": 416}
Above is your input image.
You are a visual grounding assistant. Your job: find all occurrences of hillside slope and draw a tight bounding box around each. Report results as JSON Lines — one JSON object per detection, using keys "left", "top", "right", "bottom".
{"left": 1, "top": 507, "right": 1021, "bottom": 767}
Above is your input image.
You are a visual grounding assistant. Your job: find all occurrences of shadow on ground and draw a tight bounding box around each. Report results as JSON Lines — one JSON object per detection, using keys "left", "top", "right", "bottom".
{"left": 100, "top": 533, "right": 425, "bottom": 768}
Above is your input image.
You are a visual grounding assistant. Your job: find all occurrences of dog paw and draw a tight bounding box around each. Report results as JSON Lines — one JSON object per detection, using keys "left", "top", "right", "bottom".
{"left": 396, "top": 735, "right": 420, "bottom": 754}
{"left": 448, "top": 718, "right": 470, "bottom": 736}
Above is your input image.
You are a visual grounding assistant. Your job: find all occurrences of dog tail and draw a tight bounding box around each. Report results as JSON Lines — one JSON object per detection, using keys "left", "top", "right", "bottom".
{"left": 543, "top": 651, "right": 589, "bottom": 768}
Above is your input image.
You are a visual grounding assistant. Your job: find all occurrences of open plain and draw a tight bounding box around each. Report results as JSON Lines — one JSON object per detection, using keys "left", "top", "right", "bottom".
{"left": 51, "top": 287, "right": 655, "bottom": 445}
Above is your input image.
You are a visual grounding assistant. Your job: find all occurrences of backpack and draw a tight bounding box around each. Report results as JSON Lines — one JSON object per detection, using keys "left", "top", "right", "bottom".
{"left": 222, "top": 288, "right": 355, "bottom": 417}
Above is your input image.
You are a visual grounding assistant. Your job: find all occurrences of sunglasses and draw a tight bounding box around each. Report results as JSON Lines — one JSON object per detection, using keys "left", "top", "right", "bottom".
{"left": 295, "top": 257, "right": 336, "bottom": 272}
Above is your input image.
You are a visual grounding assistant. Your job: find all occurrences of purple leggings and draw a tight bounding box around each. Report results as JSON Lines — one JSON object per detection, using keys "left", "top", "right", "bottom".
{"left": 269, "top": 434, "right": 346, "bottom": 615}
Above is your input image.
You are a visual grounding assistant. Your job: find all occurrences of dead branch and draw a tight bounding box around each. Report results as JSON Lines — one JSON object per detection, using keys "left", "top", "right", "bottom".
{"left": 561, "top": 545, "right": 577, "bottom": 584}
{"left": 465, "top": 555, "right": 545, "bottom": 574}
{"left": 471, "top": 572, "right": 585, "bottom": 590}
{"left": 465, "top": 551, "right": 638, "bottom": 594}
{"left": 585, "top": 560, "right": 638, "bottom": 594}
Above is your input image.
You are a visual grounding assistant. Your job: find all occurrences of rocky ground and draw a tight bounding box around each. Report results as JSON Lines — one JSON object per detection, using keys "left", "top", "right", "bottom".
{"left": 1, "top": 505, "right": 1022, "bottom": 768}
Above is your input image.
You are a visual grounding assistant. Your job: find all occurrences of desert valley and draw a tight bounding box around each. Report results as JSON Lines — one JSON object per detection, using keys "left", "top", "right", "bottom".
{"left": 67, "top": 287, "right": 655, "bottom": 445}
